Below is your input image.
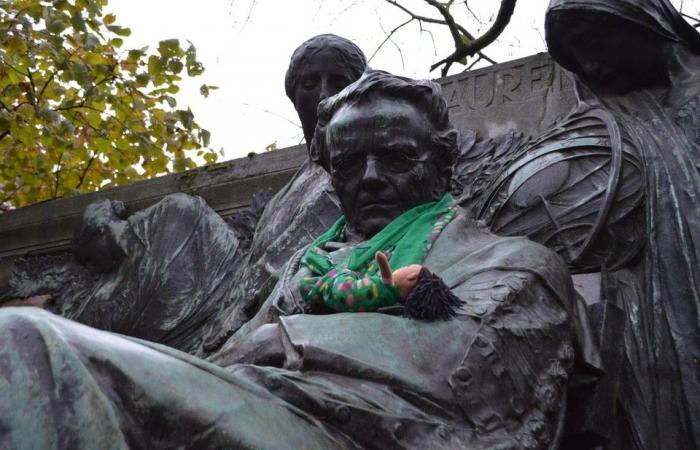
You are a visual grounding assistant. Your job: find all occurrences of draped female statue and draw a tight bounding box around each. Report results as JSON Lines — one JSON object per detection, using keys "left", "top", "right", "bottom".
{"left": 464, "top": 2, "right": 700, "bottom": 448}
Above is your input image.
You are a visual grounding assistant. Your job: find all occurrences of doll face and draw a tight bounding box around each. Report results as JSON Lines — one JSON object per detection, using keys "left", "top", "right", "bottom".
{"left": 326, "top": 98, "right": 447, "bottom": 238}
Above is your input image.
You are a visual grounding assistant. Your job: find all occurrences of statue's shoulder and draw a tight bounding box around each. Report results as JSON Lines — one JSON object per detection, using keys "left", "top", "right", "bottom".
{"left": 431, "top": 206, "right": 572, "bottom": 288}
{"left": 155, "top": 192, "right": 207, "bottom": 211}
{"left": 440, "top": 206, "right": 561, "bottom": 261}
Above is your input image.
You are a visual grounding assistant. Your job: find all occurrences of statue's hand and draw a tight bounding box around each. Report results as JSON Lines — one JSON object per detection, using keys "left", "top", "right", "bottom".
{"left": 375, "top": 251, "right": 422, "bottom": 299}
{"left": 1, "top": 294, "right": 52, "bottom": 309}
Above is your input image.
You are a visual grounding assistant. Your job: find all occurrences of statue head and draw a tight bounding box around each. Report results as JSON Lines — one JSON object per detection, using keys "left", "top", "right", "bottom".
{"left": 312, "top": 70, "right": 458, "bottom": 238}
{"left": 285, "top": 34, "right": 367, "bottom": 149}
{"left": 72, "top": 199, "right": 129, "bottom": 273}
{"left": 545, "top": 0, "right": 700, "bottom": 92}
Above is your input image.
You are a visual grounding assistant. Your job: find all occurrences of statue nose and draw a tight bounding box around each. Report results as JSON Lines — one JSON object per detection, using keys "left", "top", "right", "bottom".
{"left": 362, "top": 157, "right": 381, "bottom": 183}
{"left": 318, "top": 84, "right": 330, "bottom": 101}
{"left": 318, "top": 79, "right": 336, "bottom": 102}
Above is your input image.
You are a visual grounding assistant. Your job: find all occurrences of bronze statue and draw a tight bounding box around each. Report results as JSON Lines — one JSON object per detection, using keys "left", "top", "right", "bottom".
{"left": 0, "top": 71, "right": 591, "bottom": 449}
{"left": 66, "top": 195, "right": 241, "bottom": 353}
{"left": 547, "top": 3, "right": 700, "bottom": 449}
{"left": 456, "top": 1, "right": 700, "bottom": 448}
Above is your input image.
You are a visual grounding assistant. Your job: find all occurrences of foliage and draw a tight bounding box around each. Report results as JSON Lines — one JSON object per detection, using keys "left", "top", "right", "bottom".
{"left": 0, "top": 0, "right": 219, "bottom": 208}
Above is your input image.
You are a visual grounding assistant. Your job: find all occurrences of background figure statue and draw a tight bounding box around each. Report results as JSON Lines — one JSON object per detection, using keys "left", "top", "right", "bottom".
{"left": 199, "top": 34, "right": 368, "bottom": 354}
{"left": 67, "top": 194, "right": 241, "bottom": 353}
{"left": 466, "top": 1, "right": 700, "bottom": 448}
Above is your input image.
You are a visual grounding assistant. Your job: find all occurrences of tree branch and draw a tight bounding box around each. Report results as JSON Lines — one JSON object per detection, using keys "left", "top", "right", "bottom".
{"left": 0, "top": 182, "right": 24, "bottom": 205}
{"left": 52, "top": 152, "right": 64, "bottom": 198}
{"left": 382, "top": 0, "right": 500, "bottom": 75}
{"left": 53, "top": 100, "right": 86, "bottom": 111}
{"left": 681, "top": 12, "right": 700, "bottom": 25}
{"left": 430, "top": 0, "right": 516, "bottom": 75}
{"left": 369, "top": 17, "right": 413, "bottom": 63}
{"left": 462, "top": 0, "right": 483, "bottom": 24}
{"left": 37, "top": 71, "right": 56, "bottom": 103}
{"left": 75, "top": 153, "right": 97, "bottom": 189}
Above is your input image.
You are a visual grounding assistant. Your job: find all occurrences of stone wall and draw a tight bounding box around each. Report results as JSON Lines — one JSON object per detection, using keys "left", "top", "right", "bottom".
{"left": 0, "top": 52, "right": 577, "bottom": 288}
{"left": 440, "top": 52, "right": 575, "bottom": 139}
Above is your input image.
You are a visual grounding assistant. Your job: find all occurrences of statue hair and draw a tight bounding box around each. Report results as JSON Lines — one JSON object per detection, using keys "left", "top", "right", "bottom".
{"left": 284, "top": 34, "right": 367, "bottom": 104}
{"left": 311, "top": 70, "right": 459, "bottom": 174}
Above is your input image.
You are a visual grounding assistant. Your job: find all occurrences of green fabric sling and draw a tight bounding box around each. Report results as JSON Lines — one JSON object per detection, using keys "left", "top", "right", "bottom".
{"left": 299, "top": 193, "right": 455, "bottom": 312}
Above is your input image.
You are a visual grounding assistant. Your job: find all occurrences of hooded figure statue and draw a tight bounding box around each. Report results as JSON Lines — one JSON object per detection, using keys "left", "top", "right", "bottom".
{"left": 476, "top": 1, "right": 700, "bottom": 449}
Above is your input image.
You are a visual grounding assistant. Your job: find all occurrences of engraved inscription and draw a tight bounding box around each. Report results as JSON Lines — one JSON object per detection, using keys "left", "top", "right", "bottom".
{"left": 500, "top": 64, "right": 524, "bottom": 104}
{"left": 530, "top": 63, "right": 555, "bottom": 92}
{"left": 439, "top": 55, "right": 574, "bottom": 112}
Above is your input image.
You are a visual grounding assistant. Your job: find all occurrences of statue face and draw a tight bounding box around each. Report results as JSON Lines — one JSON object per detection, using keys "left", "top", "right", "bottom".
{"left": 327, "top": 98, "right": 447, "bottom": 237}
{"left": 76, "top": 200, "right": 126, "bottom": 273}
{"left": 293, "top": 48, "right": 358, "bottom": 147}
{"left": 549, "top": 11, "right": 668, "bottom": 92}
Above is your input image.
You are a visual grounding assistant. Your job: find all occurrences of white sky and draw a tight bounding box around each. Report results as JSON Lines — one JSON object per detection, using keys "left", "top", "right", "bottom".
{"left": 106, "top": 0, "right": 693, "bottom": 161}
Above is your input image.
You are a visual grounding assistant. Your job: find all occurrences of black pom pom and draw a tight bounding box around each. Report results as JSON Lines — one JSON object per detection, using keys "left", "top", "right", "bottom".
{"left": 403, "top": 268, "right": 464, "bottom": 321}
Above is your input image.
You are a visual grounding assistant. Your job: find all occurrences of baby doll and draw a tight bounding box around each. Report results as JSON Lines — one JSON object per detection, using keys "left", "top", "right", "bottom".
{"left": 301, "top": 251, "right": 462, "bottom": 321}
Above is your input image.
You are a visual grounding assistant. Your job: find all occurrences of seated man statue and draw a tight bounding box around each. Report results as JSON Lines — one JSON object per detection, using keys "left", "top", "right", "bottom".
{"left": 0, "top": 71, "right": 592, "bottom": 449}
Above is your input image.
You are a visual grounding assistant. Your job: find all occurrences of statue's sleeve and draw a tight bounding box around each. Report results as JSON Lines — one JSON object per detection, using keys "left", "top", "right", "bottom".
{"left": 416, "top": 221, "right": 581, "bottom": 447}
{"left": 446, "top": 265, "right": 576, "bottom": 448}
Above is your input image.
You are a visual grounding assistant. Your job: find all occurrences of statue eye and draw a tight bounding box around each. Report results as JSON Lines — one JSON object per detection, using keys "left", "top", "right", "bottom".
{"left": 301, "top": 75, "right": 319, "bottom": 90}
{"left": 331, "top": 153, "right": 364, "bottom": 179}
{"left": 379, "top": 146, "right": 421, "bottom": 172}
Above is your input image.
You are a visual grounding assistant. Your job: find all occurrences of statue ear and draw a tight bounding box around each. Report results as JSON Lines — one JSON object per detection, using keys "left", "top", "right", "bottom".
{"left": 308, "top": 136, "right": 328, "bottom": 171}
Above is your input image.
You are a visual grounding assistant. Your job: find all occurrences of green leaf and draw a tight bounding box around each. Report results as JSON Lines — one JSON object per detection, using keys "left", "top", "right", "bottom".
{"left": 71, "top": 12, "right": 87, "bottom": 32}
{"left": 158, "top": 39, "right": 180, "bottom": 58}
{"left": 47, "top": 20, "right": 67, "bottom": 34}
{"left": 200, "top": 129, "right": 210, "bottom": 147}
{"left": 107, "top": 25, "right": 131, "bottom": 36}
{"left": 94, "top": 137, "right": 111, "bottom": 152}
{"left": 86, "top": 52, "right": 109, "bottom": 65}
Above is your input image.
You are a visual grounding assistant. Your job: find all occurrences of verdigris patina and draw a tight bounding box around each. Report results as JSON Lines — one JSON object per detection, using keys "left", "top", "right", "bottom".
{"left": 0, "top": 70, "right": 593, "bottom": 449}
{"left": 451, "top": 1, "right": 700, "bottom": 448}
{"left": 544, "top": 2, "right": 700, "bottom": 449}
